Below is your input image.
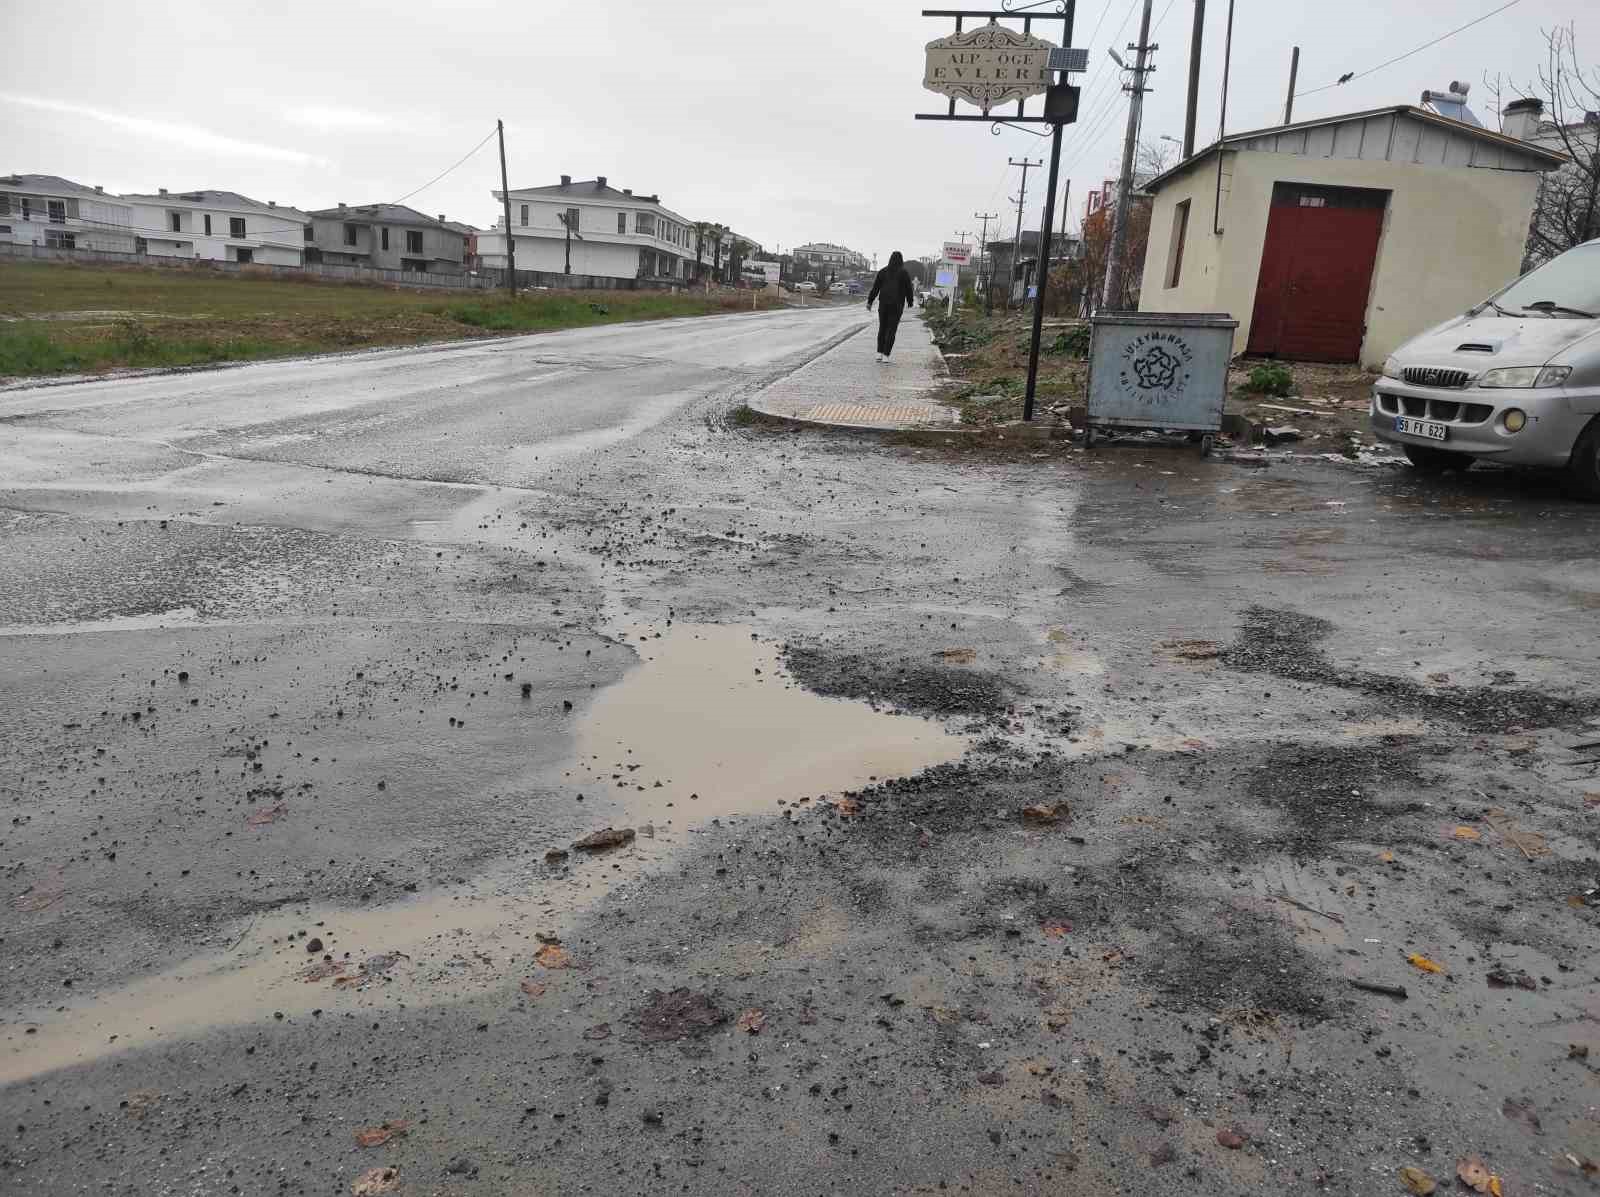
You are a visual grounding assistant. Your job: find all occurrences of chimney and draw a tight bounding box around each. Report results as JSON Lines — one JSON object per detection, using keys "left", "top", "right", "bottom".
{"left": 560, "top": 174, "right": 571, "bottom": 187}
{"left": 338, "top": 201, "right": 347, "bottom": 210}
{"left": 623, "top": 188, "right": 632, "bottom": 196}
{"left": 158, "top": 187, "right": 168, "bottom": 196}
{"left": 268, "top": 200, "right": 276, "bottom": 207}
{"left": 596, "top": 175, "right": 607, "bottom": 189}
{"left": 438, "top": 213, "right": 446, "bottom": 223}
{"left": 94, "top": 184, "right": 104, "bottom": 193}
{"left": 1501, "top": 96, "right": 1544, "bottom": 141}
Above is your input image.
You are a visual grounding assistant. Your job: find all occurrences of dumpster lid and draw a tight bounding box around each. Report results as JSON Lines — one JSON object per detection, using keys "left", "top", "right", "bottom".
{"left": 1090, "top": 311, "right": 1238, "bottom": 329}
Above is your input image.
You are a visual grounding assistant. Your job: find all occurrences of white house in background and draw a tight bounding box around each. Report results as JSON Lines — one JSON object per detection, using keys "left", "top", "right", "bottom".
{"left": 0, "top": 174, "right": 136, "bottom": 252}
{"left": 480, "top": 176, "right": 697, "bottom": 281}
{"left": 121, "top": 189, "right": 309, "bottom": 266}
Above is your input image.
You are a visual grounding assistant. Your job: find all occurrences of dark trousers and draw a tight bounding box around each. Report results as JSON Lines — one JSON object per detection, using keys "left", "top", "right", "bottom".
{"left": 877, "top": 309, "right": 902, "bottom": 356}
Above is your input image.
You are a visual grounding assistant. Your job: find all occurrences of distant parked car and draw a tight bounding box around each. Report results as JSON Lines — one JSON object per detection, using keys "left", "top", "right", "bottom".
{"left": 796, "top": 281, "right": 816, "bottom": 292}
{"left": 1371, "top": 236, "right": 1600, "bottom": 497}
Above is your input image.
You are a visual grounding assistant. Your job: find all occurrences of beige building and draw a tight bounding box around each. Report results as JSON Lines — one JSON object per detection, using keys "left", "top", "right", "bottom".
{"left": 1137, "top": 105, "right": 1564, "bottom": 367}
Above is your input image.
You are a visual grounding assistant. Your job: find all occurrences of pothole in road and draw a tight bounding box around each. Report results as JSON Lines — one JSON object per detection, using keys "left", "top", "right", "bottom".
{"left": 571, "top": 622, "right": 972, "bottom": 823}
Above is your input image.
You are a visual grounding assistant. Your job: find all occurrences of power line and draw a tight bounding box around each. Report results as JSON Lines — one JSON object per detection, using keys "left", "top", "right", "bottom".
{"left": 1295, "top": 0, "right": 1524, "bottom": 98}
{"left": 388, "top": 125, "right": 499, "bottom": 207}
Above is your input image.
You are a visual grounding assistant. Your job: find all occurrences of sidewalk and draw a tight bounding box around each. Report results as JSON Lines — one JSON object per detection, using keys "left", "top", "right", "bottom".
{"left": 748, "top": 319, "right": 959, "bottom": 431}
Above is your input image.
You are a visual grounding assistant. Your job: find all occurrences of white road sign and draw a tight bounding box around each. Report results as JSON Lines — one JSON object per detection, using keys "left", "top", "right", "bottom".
{"left": 942, "top": 242, "right": 973, "bottom": 265}
{"left": 924, "top": 20, "right": 1057, "bottom": 114}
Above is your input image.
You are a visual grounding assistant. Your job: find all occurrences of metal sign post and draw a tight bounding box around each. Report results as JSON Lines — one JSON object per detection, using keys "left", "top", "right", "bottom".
{"left": 917, "top": 3, "right": 1082, "bottom": 421}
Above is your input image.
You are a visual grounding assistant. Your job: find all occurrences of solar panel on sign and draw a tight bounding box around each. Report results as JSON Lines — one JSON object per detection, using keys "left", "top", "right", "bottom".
{"left": 1048, "top": 47, "right": 1089, "bottom": 73}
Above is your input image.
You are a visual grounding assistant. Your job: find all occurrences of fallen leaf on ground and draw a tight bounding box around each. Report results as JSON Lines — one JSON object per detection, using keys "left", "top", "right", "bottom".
{"left": 833, "top": 797, "right": 861, "bottom": 817}
{"left": 1452, "top": 825, "right": 1481, "bottom": 841}
{"left": 630, "top": 987, "right": 726, "bottom": 1043}
{"left": 519, "top": 979, "right": 546, "bottom": 998}
{"left": 1487, "top": 966, "right": 1537, "bottom": 991}
{"left": 350, "top": 1166, "right": 401, "bottom": 1195}
{"left": 1501, "top": 1096, "right": 1542, "bottom": 1134}
{"left": 534, "top": 944, "right": 573, "bottom": 969}
{"left": 1569, "top": 1043, "right": 1589, "bottom": 1060}
{"left": 1398, "top": 1165, "right": 1436, "bottom": 1194}
{"left": 1583, "top": 793, "right": 1600, "bottom": 808}
{"left": 736, "top": 1008, "right": 766, "bottom": 1034}
{"left": 1407, "top": 954, "right": 1445, "bottom": 974}
{"left": 354, "top": 1121, "right": 409, "bottom": 1148}
{"left": 301, "top": 959, "right": 348, "bottom": 983}
{"left": 1378, "top": 850, "right": 1396, "bottom": 864}
{"left": 582, "top": 1022, "right": 611, "bottom": 1041}
{"left": 1041, "top": 922, "right": 1072, "bottom": 938}
{"left": 122, "top": 1090, "right": 159, "bottom": 1120}
{"left": 1021, "top": 802, "right": 1068, "bottom": 824}
{"left": 1563, "top": 1152, "right": 1597, "bottom": 1176}
{"left": 1456, "top": 1156, "right": 1502, "bottom": 1195}
{"left": 245, "top": 803, "right": 288, "bottom": 827}
{"left": 572, "top": 826, "right": 635, "bottom": 852}
{"left": 934, "top": 648, "right": 976, "bottom": 664}
{"left": 1216, "top": 1128, "right": 1246, "bottom": 1149}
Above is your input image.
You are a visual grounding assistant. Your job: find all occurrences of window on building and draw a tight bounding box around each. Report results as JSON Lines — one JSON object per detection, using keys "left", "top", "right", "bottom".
{"left": 635, "top": 212, "right": 654, "bottom": 236}
{"left": 1165, "top": 199, "right": 1190, "bottom": 289}
{"left": 230, "top": 216, "right": 246, "bottom": 238}
{"left": 344, "top": 223, "right": 358, "bottom": 246}
{"left": 406, "top": 229, "right": 423, "bottom": 254}
{"left": 47, "top": 200, "right": 65, "bottom": 224}
{"left": 520, "top": 204, "right": 528, "bottom": 226}
{"left": 169, "top": 211, "right": 181, "bottom": 232}
{"left": 204, "top": 214, "right": 212, "bottom": 236}
{"left": 20, "top": 198, "right": 30, "bottom": 221}
{"left": 381, "top": 227, "right": 389, "bottom": 251}
{"left": 45, "top": 230, "right": 75, "bottom": 249}
{"left": 0, "top": 194, "right": 9, "bottom": 216}
{"left": 235, "top": 247, "right": 253, "bottom": 264}
{"left": 303, "top": 225, "right": 312, "bottom": 241}
{"left": 617, "top": 212, "right": 626, "bottom": 235}
{"left": 566, "top": 207, "right": 580, "bottom": 232}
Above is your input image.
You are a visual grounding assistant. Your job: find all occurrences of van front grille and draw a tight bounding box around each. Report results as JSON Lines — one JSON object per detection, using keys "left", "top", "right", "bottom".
{"left": 1402, "top": 366, "right": 1470, "bottom": 388}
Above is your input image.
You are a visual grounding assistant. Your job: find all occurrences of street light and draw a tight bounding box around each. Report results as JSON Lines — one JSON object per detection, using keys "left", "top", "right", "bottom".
{"left": 1107, "top": 47, "right": 1127, "bottom": 69}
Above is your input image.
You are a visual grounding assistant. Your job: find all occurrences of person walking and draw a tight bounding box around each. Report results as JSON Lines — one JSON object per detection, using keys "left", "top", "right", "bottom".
{"left": 866, "top": 251, "right": 914, "bottom": 363}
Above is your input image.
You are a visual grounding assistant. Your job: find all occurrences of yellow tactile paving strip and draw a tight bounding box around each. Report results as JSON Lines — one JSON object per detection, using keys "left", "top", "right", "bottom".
{"left": 802, "top": 403, "right": 950, "bottom": 424}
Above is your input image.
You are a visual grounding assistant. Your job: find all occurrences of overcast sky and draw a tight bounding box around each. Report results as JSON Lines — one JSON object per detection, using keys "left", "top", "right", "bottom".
{"left": 1, "top": 0, "right": 1589, "bottom": 266}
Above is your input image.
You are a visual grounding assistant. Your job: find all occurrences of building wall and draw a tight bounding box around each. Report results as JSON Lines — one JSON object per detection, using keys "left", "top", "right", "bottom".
{"left": 310, "top": 217, "right": 463, "bottom": 273}
{"left": 126, "top": 201, "right": 306, "bottom": 265}
{"left": 1140, "top": 150, "right": 1542, "bottom": 366}
{"left": 478, "top": 230, "right": 641, "bottom": 279}
{"left": 0, "top": 189, "right": 137, "bottom": 252}
{"left": 506, "top": 197, "right": 695, "bottom": 264}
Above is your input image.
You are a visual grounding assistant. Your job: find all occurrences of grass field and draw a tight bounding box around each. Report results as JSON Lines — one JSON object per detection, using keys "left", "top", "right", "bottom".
{"left": 0, "top": 261, "right": 780, "bottom": 377}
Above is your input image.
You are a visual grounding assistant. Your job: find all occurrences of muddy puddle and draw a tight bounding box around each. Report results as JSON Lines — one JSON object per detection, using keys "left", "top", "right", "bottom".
{"left": 0, "top": 622, "right": 969, "bottom": 1086}
{"left": 573, "top": 623, "right": 969, "bottom": 822}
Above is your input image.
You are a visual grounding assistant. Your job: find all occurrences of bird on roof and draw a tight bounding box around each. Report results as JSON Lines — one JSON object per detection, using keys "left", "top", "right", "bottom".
{"left": 1337, "top": 71, "right": 1355, "bottom": 84}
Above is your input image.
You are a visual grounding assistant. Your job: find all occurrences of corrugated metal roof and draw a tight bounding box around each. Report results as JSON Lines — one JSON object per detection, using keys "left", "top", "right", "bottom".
{"left": 1142, "top": 105, "right": 1567, "bottom": 194}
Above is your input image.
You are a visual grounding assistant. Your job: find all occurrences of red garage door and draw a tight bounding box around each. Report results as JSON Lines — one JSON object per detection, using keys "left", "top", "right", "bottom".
{"left": 1246, "top": 183, "right": 1388, "bottom": 363}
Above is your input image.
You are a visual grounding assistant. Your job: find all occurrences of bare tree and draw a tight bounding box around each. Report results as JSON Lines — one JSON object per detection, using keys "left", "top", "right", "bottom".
{"left": 1500, "top": 25, "right": 1600, "bottom": 266}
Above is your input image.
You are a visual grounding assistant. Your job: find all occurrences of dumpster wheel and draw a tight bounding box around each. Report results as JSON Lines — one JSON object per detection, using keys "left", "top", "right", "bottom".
{"left": 1200, "top": 433, "right": 1214, "bottom": 459}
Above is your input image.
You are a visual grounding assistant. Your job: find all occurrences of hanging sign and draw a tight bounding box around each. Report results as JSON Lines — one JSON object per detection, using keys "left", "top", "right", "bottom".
{"left": 923, "top": 20, "right": 1058, "bottom": 114}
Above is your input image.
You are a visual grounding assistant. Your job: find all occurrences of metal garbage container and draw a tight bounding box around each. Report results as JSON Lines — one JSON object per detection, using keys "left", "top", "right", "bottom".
{"left": 1084, "top": 312, "right": 1238, "bottom": 455}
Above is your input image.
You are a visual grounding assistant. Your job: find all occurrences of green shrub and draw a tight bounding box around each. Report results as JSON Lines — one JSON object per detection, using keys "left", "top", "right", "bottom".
{"left": 1243, "top": 362, "right": 1294, "bottom": 397}
{"left": 1046, "top": 324, "right": 1091, "bottom": 358}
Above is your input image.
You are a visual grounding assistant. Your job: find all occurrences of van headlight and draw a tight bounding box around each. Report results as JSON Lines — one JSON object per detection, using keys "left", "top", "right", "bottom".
{"left": 1381, "top": 356, "right": 1402, "bottom": 379}
{"left": 1479, "top": 365, "right": 1573, "bottom": 388}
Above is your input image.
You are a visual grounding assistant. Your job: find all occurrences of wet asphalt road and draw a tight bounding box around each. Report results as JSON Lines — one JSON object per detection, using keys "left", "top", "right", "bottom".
{"left": 4, "top": 309, "right": 1600, "bottom": 1195}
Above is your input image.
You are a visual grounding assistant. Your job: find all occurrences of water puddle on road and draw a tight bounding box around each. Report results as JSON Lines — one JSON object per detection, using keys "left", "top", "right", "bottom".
{"left": 572, "top": 623, "right": 969, "bottom": 822}
{"left": 0, "top": 623, "right": 969, "bottom": 1087}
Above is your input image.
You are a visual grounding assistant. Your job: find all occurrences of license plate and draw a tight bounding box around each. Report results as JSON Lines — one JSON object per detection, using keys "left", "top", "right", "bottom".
{"left": 1394, "top": 415, "right": 1448, "bottom": 441}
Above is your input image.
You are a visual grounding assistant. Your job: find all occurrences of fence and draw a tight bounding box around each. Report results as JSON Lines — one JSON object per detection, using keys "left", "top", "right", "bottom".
{"left": 0, "top": 242, "right": 685, "bottom": 295}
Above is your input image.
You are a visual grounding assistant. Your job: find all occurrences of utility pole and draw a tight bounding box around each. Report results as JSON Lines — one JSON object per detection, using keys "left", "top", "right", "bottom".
{"left": 974, "top": 211, "right": 998, "bottom": 314}
{"left": 497, "top": 119, "right": 516, "bottom": 296}
{"left": 949, "top": 228, "right": 973, "bottom": 315}
{"left": 1182, "top": 0, "right": 1206, "bottom": 158}
{"left": 1283, "top": 45, "right": 1300, "bottom": 124}
{"left": 1102, "top": 0, "right": 1157, "bottom": 312}
{"left": 1008, "top": 157, "right": 1041, "bottom": 310}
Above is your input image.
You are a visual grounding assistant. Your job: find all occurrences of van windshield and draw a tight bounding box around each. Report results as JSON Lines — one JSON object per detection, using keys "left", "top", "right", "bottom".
{"left": 1489, "top": 242, "right": 1600, "bottom": 317}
